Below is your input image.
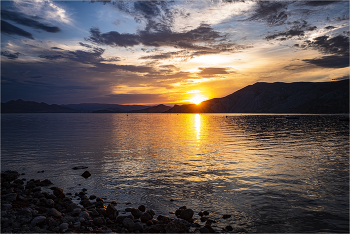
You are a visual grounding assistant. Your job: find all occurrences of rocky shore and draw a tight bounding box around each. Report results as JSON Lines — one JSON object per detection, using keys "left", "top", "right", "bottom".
{"left": 1, "top": 170, "right": 236, "bottom": 233}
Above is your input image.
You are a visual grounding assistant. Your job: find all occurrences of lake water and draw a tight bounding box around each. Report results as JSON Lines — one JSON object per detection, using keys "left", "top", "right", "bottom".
{"left": 1, "top": 113, "right": 349, "bottom": 232}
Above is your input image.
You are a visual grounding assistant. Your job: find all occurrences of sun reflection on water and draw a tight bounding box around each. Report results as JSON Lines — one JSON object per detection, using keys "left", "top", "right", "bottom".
{"left": 195, "top": 114, "right": 201, "bottom": 140}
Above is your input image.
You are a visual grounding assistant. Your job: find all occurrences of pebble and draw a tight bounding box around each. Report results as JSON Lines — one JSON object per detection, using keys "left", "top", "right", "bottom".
{"left": 0, "top": 170, "right": 234, "bottom": 233}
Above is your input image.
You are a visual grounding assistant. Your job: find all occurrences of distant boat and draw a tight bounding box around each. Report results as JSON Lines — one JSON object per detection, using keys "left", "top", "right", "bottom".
{"left": 285, "top": 116, "right": 299, "bottom": 119}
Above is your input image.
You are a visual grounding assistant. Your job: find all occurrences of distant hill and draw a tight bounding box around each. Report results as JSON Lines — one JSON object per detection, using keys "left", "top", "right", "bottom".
{"left": 129, "top": 104, "right": 172, "bottom": 113}
{"left": 166, "top": 79, "right": 349, "bottom": 114}
{"left": 1, "top": 99, "right": 78, "bottom": 113}
{"left": 61, "top": 103, "right": 151, "bottom": 112}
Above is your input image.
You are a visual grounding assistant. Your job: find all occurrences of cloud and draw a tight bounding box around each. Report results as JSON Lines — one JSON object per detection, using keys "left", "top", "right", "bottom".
{"left": 1, "top": 20, "right": 34, "bottom": 39}
{"left": 303, "top": 54, "right": 349, "bottom": 68}
{"left": 198, "top": 67, "right": 232, "bottom": 76}
{"left": 246, "top": 1, "right": 290, "bottom": 26}
{"left": 1, "top": 9, "right": 61, "bottom": 33}
{"left": 265, "top": 20, "right": 317, "bottom": 40}
{"left": 87, "top": 27, "right": 141, "bottom": 47}
{"left": 304, "top": 35, "right": 349, "bottom": 55}
{"left": 1, "top": 51, "right": 21, "bottom": 59}
{"left": 303, "top": 1, "right": 342, "bottom": 7}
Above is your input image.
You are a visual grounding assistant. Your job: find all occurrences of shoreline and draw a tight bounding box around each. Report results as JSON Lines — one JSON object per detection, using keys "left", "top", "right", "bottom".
{"left": 1, "top": 170, "right": 236, "bottom": 233}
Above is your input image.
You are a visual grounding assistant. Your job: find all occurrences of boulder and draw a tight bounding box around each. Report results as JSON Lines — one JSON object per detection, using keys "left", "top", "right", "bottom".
{"left": 123, "top": 217, "right": 134, "bottom": 229}
{"left": 81, "top": 171, "right": 91, "bottom": 178}
{"left": 47, "top": 208, "right": 62, "bottom": 218}
{"left": 138, "top": 205, "right": 146, "bottom": 212}
{"left": 180, "top": 208, "right": 194, "bottom": 221}
{"left": 105, "top": 204, "right": 118, "bottom": 218}
{"left": 165, "top": 219, "right": 188, "bottom": 233}
{"left": 59, "top": 223, "right": 69, "bottom": 231}
{"left": 131, "top": 208, "right": 143, "bottom": 218}
{"left": 131, "top": 222, "right": 143, "bottom": 232}
{"left": 140, "top": 212, "right": 153, "bottom": 223}
{"left": 1, "top": 170, "right": 20, "bottom": 182}
{"left": 93, "top": 217, "right": 106, "bottom": 226}
{"left": 31, "top": 216, "right": 46, "bottom": 226}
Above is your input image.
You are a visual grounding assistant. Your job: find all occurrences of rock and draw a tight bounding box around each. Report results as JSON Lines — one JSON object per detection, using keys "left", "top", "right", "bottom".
{"left": 1, "top": 170, "right": 20, "bottom": 182}
{"left": 89, "top": 195, "right": 97, "bottom": 200}
{"left": 105, "top": 204, "right": 118, "bottom": 218}
{"left": 72, "top": 166, "right": 88, "bottom": 170}
{"left": 97, "top": 207, "right": 107, "bottom": 216}
{"left": 93, "top": 217, "right": 106, "bottom": 226}
{"left": 123, "top": 217, "right": 134, "bottom": 229}
{"left": 116, "top": 215, "right": 128, "bottom": 224}
{"left": 81, "top": 199, "right": 93, "bottom": 208}
{"left": 47, "top": 217, "right": 58, "bottom": 227}
{"left": 180, "top": 208, "right": 194, "bottom": 221}
{"left": 131, "top": 208, "right": 143, "bottom": 218}
{"left": 140, "top": 212, "right": 152, "bottom": 223}
{"left": 73, "top": 221, "right": 81, "bottom": 229}
{"left": 147, "top": 209, "right": 155, "bottom": 217}
{"left": 199, "top": 227, "right": 210, "bottom": 233}
{"left": 46, "top": 199, "right": 55, "bottom": 207}
{"left": 31, "top": 216, "right": 46, "bottom": 226}
{"left": 61, "top": 215, "right": 74, "bottom": 223}
{"left": 81, "top": 171, "right": 91, "bottom": 178}
{"left": 96, "top": 197, "right": 104, "bottom": 202}
{"left": 17, "top": 208, "right": 32, "bottom": 224}
{"left": 72, "top": 208, "right": 81, "bottom": 216}
{"left": 2, "top": 193, "right": 17, "bottom": 202}
{"left": 225, "top": 225, "right": 233, "bottom": 231}
{"left": 200, "top": 217, "right": 208, "bottom": 222}
{"left": 67, "top": 203, "right": 78, "bottom": 212}
{"left": 59, "top": 223, "right": 69, "bottom": 231}
{"left": 79, "top": 211, "right": 90, "bottom": 219}
{"left": 203, "top": 211, "right": 210, "bottom": 216}
{"left": 47, "top": 208, "right": 62, "bottom": 217}
{"left": 131, "top": 222, "right": 143, "bottom": 231}
{"left": 222, "top": 214, "right": 231, "bottom": 219}
{"left": 40, "top": 179, "right": 53, "bottom": 186}
{"left": 204, "top": 225, "right": 216, "bottom": 233}
{"left": 165, "top": 219, "right": 188, "bottom": 233}
{"left": 125, "top": 207, "right": 132, "bottom": 212}
{"left": 198, "top": 211, "right": 204, "bottom": 216}
{"left": 138, "top": 205, "right": 146, "bottom": 212}
{"left": 53, "top": 187, "right": 65, "bottom": 198}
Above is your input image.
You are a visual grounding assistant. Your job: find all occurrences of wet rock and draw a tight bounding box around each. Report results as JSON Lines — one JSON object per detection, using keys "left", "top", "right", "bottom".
{"left": 73, "top": 221, "right": 81, "bottom": 229}
{"left": 67, "top": 203, "right": 78, "bottom": 212}
{"left": 116, "top": 215, "right": 128, "bottom": 224}
{"left": 140, "top": 212, "right": 152, "bottom": 222}
{"left": 40, "top": 179, "right": 53, "bottom": 186}
{"left": 17, "top": 208, "right": 32, "bottom": 224}
{"left": 81, "top": 171, "right": 91, "bottom": 178}
{"left": 225, "top": 225, "right": 233, "bottom": 231}
{"left": 180, "top": 208, "right": 194, "bottom": 221}
{"left": 165, "top": 219, "right": 188, "bottom": 233}
{"left": 123, "top": 217, "right": 134, "bottom": 229}
{"left": 222, "top": 214, "right": 231, "bottom": 219}
{"left": 53, "top": 187, "right": 65, "bottom": 199}
{"left": 89, "top": 195, "right": 97, "bottom": 200}
{"left": 1, "top": 170, "right": 20, "bottom": 182}
{"left": 59, "top": 223, "right": 69, "bottom": 231}
{"left": 2, "top": 193, "right": 17, "bottom": 202}
{"left": 200, "top": 217, "right": 208, "bottom": 222}
{"left": 203, "top": 211, "right": 210, "bottom": 216}
{"left": 204, "top": 225, "right": 216, "bottom": 233}
{"left": 131, "top": 208, "right": 143, "bottom": 218}
{"left": 61, "top": 215, "right": 74, "bottom": 223}
{"left": 97, "top": 207, "right": 107, "bottom": 216}
{"left": 47, "top": 217, "right": 58, "bottom": 227}
{"left": 72, "top": 166, "right": 88, "bottom": 170}
{"left": 93, "top": 217, "right": 106, "bottom": 226}
{"left": 138, "top": 205, "right": 146, "bottom": 212}
{"left": 105, "top": 203, "right": 118, "bottom": 218}
{"left": 199, "top": 226, "right": 210, "bottom": 233}
{"left": 81, "top": 199, "right": 93, "bottom": 208}
{"left": 131, "top": 222, "right": 143, "bottom": 231}
{"left": 72, "top": 208, "right": 81, "bottom": 216}
{"left": 47, "top": 208, "right": 62, "bottom": 217}
{"left": 79, "top": 211, "right": 91, "bottom": 219}
{"left": 31, "top": 216, "right": 46, "bottom": 226}
{"left": 198, "top": 211, "right": 204, "bottom": 216}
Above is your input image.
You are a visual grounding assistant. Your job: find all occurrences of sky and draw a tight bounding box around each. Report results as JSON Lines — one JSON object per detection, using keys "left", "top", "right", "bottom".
{"left": 1, "top": 0, "right": 349, "bottom": 105}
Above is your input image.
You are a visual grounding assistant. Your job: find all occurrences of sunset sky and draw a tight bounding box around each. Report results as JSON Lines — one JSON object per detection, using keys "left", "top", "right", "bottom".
{"left": 1, "top": 0, "right": 349, "bottom": 105}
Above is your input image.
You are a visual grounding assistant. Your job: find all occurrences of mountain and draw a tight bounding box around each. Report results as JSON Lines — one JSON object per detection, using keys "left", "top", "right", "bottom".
{"left": 166, "top": 79, "right": 349, "bottom": 114}
{"left": 61, "top": 103, "right": 151, "bottom": 112}
{"left": 129, "top": 104, "right": 172, "bottom": 113}
{"left": 1, "top": 99, "right": 78, "bottom": 113}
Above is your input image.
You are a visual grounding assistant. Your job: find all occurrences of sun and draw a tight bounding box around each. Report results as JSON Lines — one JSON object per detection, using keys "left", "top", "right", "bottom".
{"left": 189, "top": 94, "right": 207, "bottom": 105}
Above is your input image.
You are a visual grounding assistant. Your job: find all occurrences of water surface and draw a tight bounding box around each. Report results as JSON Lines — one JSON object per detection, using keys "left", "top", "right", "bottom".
{"left": 1, "top": 113, "right": 349, "bottom": 232}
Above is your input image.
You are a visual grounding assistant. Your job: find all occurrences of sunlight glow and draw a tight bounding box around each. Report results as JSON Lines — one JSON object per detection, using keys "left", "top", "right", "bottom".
{"left": 189, "top": 94, "right": 207, "bottom": 105}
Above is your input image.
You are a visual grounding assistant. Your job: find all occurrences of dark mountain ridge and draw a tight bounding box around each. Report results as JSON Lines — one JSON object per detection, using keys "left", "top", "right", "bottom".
{"left": 166, "top": 79, "right": 349, "bottom": 114}
{"left": 1, "top": 99, "right": 78, "bottom": 113}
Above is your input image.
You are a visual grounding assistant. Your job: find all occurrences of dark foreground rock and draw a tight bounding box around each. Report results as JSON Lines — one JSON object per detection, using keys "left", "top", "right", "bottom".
{"left": 1, "top": 171, "right": 235, "bottom": 233}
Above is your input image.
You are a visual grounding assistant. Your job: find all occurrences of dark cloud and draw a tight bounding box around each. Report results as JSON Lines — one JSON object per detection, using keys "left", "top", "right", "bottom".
{"left": 1, "top": 51, "right": 21, "bottom": 59}
{"left": 265, "top": 20, "right": 317, "bottom": 40}
{"left": 51, "top": 47, "right": 64, "bottom": 50}
{"left": 304, "top": 1, "right": 341, "bottom": 7}
{"left": 247, "top": 1, "right": 290, "bottom": 26}
{"left": 198, "top": 67, "right": 231, "bottom": 76}
{"left": 1, "top": 20, "right": 34, "bottom": 39}
{"left": 79, "top": 42, "right": 93, "bottom": 48}
{"left": 325, "top": 26, "right": 337, "bottom": 30}
{"left": 87, "top": 27, "right": 140, "bottom": 47}
{"left": 1, "top": 9, "right": 61, "bottom": 33}
{"left": 304, "top": 35, "right": 349, "bottom": 55}
{"left": 303, "top": 54, "right": 349, "bottom": 68}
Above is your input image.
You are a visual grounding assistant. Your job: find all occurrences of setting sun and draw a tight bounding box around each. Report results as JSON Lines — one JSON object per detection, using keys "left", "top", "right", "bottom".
{"left": 189, "top": 94, "right": 207, "bottom": 105}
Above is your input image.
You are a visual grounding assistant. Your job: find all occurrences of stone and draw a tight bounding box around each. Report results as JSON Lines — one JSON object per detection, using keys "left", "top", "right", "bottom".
{"left": 74, "top": 222, "right": 81, "bottom": 229}
{"left": 61, "top": 215, "right": 74, "bottom": 223}
{"left": 17, "top": 208, "right": 32, "bottom": 224}
{"left": 53, "top": 187, "right": 65, "bottom": 198}
{"left": 222, "top": 214, "right": 231, "bottom": 219}
{"left": 72, "top": 208, "right": 81, "bottom": 216}
{"left": 46, "top": 199, "right": 55, "bottom": 207}
{"left": 147, "top": 209, "right": 155, "bottom": 217}
{"left": 89, "top": 195, "right": 97, "bottom": 200}
{"left": 140, "top": 212, "right": 152, "bottom": 223}
{"left": 138, "top": 205, "right": 146, "bottom": 212}
{"left": 123, "top": 217, "right": 134, "bottom": 229}
{"left": 199, "top": 227, "right": 210, "bottom": 233}
{"left": 131, "top": 222, "right": 143, "bottom": 232}
{"left": 79, "top": 211, "right": 90, "bottom": 219}
{"left": 105, "top": 204, "right": 118, "bottom": 218}
{"left": 203, "top": 211, "right": 210, "bottom": 215}
{"left": 131, "top": 208, "right": 143, "bottom": 218}
{"left": 225, "top": 225, "right": 233, "bottom": 231}
{"left": 93, "top": 217, "right": 106, "bottom": 226}
{"left": 40, "top": 179, "right": 53, "bottom": 186}
{"left": 68, "top": 203, "right": 78, "bottom": 212}
{"left": 59, "top": 223, "right": 69, "bottom": 231}
{"left": 1, "top": 170, "right": 20, "bottom": 182}
{"left": 165, "top": 219, "right": 188, "bottom": 233}
{"left": 31, "top": 216, "right": 46, "bottom": 226}
{"left": 47, "top": 208, "right": 62, "bottom": 217}
{"left": 81, "top": 199, "right": 93, "bottom": 207}
{"left": 116, "top": 215, "right": 128, "bottom": 224}
{"left": 81, "top": 171, "right": 91, "bottom": 178}
{"left": 72, "top": 166, "right": 88, "bottom": 170}
{"left": 180, "top": 208, "right": 194, "bottom": 221}
{"left": 198, "top": 211, "right": 204, "bottom": 216}
{"left": 97, "top": 207, "right": 107, "bottom": 216}
{"left": 3, "top": 193, "right": 17, "bottom": 202}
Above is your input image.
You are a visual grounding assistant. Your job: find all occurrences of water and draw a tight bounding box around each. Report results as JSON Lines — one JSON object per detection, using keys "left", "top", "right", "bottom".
{"left": 1, "top": 113, "right": 349, "bottom": 232}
